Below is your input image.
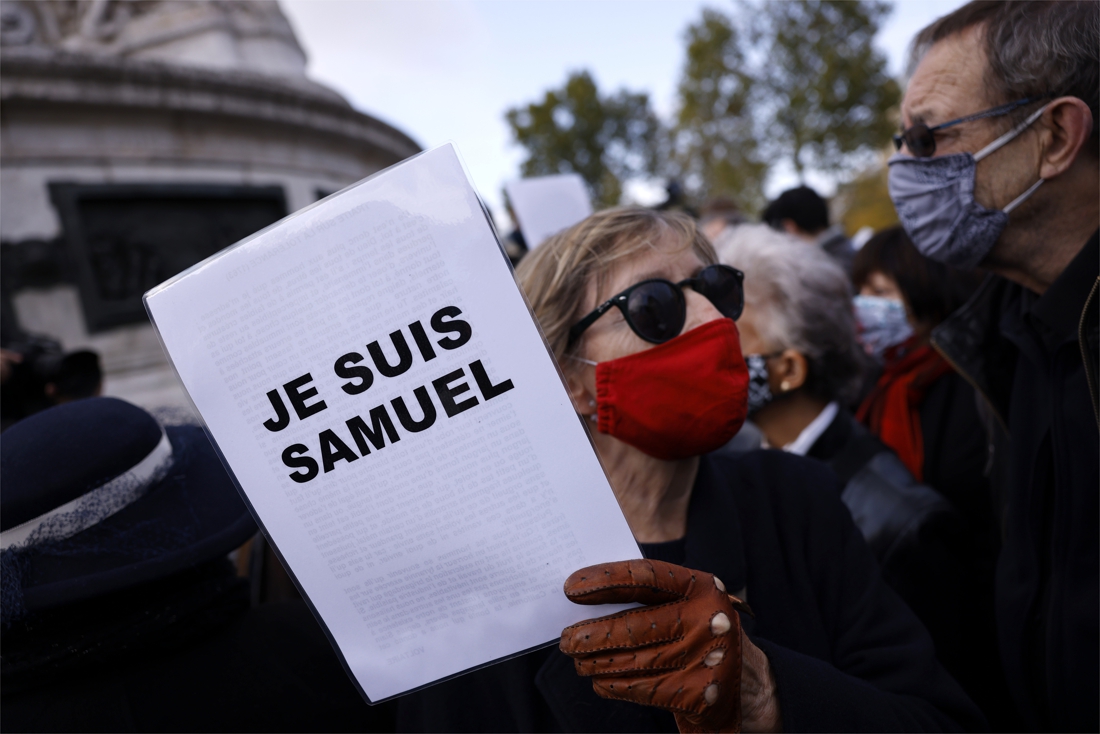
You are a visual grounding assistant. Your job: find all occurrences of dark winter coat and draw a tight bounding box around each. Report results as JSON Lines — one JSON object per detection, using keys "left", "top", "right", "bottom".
{"left": 806, "top": 410, "right": 961, "bottom": 644}
{"left": 919, "top": 371, "right": 991, "bottom": 532}
{"left": 931, "top": 230, "right": 1099, "bottom": 732}
{"left": 806, "top": 409, "right": 1007, "bottom": 725}
{"left": 1, "top": 559, "right": 395, "bottom": 733}
{"left": 818, "top": 227, "right": 856, "bottom": 276}
{"left": 397, "top": 450, "right": 984, "bottom": 733}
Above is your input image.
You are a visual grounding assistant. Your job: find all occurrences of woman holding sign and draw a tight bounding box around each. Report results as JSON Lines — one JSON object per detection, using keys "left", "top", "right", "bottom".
{"left": 397, "top": 209, "right": 982, "bottom": 732}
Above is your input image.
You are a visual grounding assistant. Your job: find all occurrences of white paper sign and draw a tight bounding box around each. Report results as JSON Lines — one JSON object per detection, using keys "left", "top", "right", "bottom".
{"left": 505, "top": 173, "right": 593, "bottom": 249}
{"left": 144, "top": 144, "right": 640, "bottom": 702}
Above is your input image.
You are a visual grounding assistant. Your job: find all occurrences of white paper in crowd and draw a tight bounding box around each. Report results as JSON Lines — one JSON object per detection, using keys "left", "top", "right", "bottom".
{"left": 144, "top": 144, "right": 640, "bottom": 703}
{"left": 505, "top": 173, "right": 593, "bottom": 249}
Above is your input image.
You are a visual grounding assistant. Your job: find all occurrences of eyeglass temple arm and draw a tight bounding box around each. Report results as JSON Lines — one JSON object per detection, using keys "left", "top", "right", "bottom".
{"left": 567, "top": 299, "right": 618, "bottom": 347}
{"left": 931, "top": 97, "right": 1038, "bottom": 133}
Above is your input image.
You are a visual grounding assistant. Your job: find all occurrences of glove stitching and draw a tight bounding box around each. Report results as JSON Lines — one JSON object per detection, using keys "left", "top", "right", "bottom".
{"left": 565, "top": 582, "right": 688, "bottom": 600}
{"left": 581, "top": 663, "right": 687, "bottom": 676}
{"left": 564, "top": 633, "right": 686, "bottom": 653}
{"left": 561, "top": 599, "right": 684, "bottom": 635}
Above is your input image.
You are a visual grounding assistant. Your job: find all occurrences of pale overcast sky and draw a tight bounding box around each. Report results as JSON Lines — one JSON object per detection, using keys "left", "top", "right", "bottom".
{"left": 281, "top": 0, "right": 966, "bottom": 220}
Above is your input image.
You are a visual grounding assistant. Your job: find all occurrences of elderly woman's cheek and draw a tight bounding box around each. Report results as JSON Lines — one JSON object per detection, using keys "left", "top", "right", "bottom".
{"left": 586, "top": 319, "right": 652, "bottom": 364}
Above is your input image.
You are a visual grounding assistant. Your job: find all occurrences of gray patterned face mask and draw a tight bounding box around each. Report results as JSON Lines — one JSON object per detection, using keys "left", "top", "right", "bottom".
{"left": 744, "top": 353, "right": 775, "bottom": 416}
{"left": 888, "top": 103, "right": 1047, "bottom": 270}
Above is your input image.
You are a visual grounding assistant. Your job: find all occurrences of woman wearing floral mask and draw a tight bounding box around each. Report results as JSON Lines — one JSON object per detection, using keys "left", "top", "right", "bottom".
{"left": 396, "top": 210, "right": 980, "bottom": 733}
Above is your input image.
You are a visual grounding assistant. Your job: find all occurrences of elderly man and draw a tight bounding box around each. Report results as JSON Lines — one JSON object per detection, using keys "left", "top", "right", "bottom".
{"left": 890, "top": 2, "right": 1098, "bottom": 731}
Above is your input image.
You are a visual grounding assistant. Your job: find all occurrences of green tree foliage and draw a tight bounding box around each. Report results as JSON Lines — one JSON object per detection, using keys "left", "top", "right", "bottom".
{"left": 669, "top": 0, "right": 898, "bottom": 209}
{"left": 505, "top": 71, "right": 660, "bottom": 208}
{"left": 669, "top": 9, "right": 768, "bottom": 213}
{"left": 751, "top": 0, "right": 900, "bottom": 177}
{"left": 507, "top": 2, "right": 899, "bottom": 213}
{"left": 835, "top": 160, "right": 899, "bottom": 235}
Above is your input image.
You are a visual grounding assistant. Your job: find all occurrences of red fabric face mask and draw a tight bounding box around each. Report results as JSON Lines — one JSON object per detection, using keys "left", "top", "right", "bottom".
{"left": 591, "top": 318, "right": 749, "bottom": 460}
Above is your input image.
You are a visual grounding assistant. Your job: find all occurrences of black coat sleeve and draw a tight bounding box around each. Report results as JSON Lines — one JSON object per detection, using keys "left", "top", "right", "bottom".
{"left": 733, "top": 452, "right": 987, "bottom": 733}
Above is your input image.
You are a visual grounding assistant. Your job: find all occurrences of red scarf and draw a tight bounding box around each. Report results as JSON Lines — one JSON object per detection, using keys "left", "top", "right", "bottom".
{"left": 856, "top": 338, "right": 953, "bottom": 481}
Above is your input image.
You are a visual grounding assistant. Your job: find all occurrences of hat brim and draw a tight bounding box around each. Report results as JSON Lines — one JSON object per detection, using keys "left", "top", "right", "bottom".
{"left": 19, "top": 425, "right": 257, "bottom": 612}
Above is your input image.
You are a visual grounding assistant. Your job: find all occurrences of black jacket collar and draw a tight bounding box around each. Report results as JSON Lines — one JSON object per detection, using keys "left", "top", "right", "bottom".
{"left": 1028, "top": 231, "right": 1099, "bottom": 350}
{"left": 931, "top": 230, "right": 1099, "bottom": 428}
{"left": 806, "top": 410, "right": 885, "bottom": 486}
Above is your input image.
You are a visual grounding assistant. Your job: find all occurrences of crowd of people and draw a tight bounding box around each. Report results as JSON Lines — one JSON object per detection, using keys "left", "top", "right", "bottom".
{"left": 2, "top": 1, "right": 1097, "bottom": 732}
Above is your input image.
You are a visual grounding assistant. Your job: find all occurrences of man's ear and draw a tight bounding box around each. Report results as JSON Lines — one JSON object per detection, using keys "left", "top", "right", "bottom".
{"left": 1038, "top": 97, "right": 1095, "bottom": 180}
{"left": 566, "top": 368, "right": 597, "bottom": 419}
{"left": 769, "top": 349, "right": 809, "bottom": 393}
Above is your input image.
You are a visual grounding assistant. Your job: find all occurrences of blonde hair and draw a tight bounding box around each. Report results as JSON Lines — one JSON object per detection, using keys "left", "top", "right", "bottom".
{"left": 515, "top": 208, "right": 717, "bottom": 362}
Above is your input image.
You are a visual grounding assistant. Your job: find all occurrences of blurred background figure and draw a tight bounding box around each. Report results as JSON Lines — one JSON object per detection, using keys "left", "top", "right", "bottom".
{"left": 763, "top": 185, "right": 856, "bottom": 275}
{"left": 1, "top": 397, "right": 393, "bottom": 732}
{"left": 852, "top": 224, "right": 1001, "bottom": 721}
{"left": 697, "top": 196, "right": 748, "bottom": 243}
{"left": 852, "top": 226, "right": 985, "bottom": 504}
{"left": 710, "top": 221, "right": 797, "bottom": 269}
{"left": 0, "top": 333, "right": 102, "bottom": 432}
{"left": 500, "top": 198, "right": 529, "bottom": 268}
{"left": 844, "top": 225, "right": 1003, "bottom": 721}
{"left": 653, "top": 179, "right": 698, "bottom": 217}
{"left": 716, "top": 223, "right": 971, "bottom": 691}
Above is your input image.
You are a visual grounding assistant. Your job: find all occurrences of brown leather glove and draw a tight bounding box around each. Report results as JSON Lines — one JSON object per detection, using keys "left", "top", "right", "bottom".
{"left": 559, "top": 559, "right": 753, "bottom": 734}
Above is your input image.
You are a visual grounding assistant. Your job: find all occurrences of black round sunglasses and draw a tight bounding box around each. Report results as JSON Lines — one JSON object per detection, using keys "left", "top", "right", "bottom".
{"left": 567, "top": 264, "right": 744, "bottom": 347}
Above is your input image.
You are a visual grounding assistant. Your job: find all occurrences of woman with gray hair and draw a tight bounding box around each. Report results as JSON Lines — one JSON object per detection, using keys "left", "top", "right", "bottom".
{"left": 715, "top": 224, "right": 967, "bottom": 694}
{"left": 713, "top": 224, "right": 865, "bottom": 415}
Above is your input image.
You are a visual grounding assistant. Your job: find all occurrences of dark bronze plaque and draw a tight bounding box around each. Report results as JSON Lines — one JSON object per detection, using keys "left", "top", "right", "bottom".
{"left": 50, "top": 184, "right": 286, "bottom": 333}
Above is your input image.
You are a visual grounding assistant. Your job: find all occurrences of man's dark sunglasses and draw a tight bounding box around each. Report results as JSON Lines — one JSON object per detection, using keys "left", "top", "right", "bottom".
{"left": 893, "top": 97, "right": 1037, "bottom": 158}
{"left": 567, "top": 264, "right": 744, "bottom": 347}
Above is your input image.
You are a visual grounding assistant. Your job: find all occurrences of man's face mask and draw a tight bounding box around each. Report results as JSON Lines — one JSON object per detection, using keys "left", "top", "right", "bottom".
{"left": 888, "top": 102, "right": 1048, "bottom": 270}
{"left": 853, "top": 295, "right": 913, "bottom": 360}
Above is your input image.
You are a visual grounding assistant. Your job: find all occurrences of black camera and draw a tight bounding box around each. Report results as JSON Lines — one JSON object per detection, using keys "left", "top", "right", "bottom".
{"left": 1, "top": 335, "right": 102, "bottom": 430}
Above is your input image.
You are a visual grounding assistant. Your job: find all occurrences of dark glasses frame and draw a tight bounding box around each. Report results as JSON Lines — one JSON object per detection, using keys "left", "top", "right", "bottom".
{"left": 892, "top": 97, "right": 1037, "bottom": 158}
{"left": 567, "top": 264, "right": 744, "bottom": 347}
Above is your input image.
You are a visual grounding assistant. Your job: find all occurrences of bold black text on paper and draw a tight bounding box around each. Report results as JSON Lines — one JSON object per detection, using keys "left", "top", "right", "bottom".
{"left": 257, "top": 306, "right": 515, "bottom": 483}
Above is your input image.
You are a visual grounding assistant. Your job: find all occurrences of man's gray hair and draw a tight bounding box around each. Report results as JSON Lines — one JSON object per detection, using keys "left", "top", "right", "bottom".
{"left": 908, "top": 1, "right": 1099, "bottom": 143}
{"left": 714, "top": 224, "right": 865, "bottom": 405}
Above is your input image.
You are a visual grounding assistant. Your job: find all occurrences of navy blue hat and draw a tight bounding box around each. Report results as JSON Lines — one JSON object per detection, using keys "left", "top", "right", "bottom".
{"left": 1, "top": 397, "right": 256, "bottom": 622}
